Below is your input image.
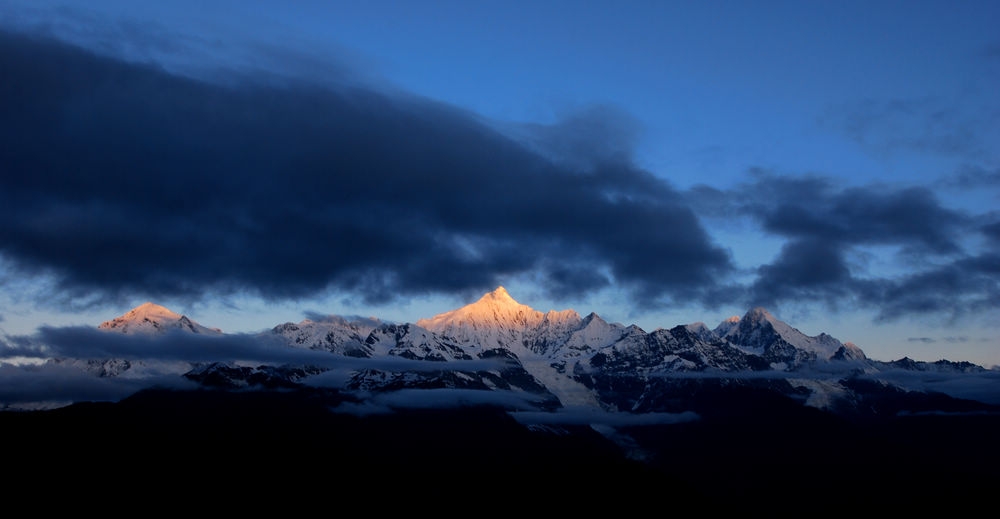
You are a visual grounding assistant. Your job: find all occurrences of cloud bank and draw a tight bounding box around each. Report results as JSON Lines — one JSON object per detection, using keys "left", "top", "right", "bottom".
{"left": 690, "top": 169, "right": 1000, "bottom": 322}
{"left": 0, "top": 361, "right": 190, "bottom": 409}
{"left": 0, "top": 28, "right": 732, "bottom": 311}
{"left": 1, "top": 21, "right": 998, "bottom": 330}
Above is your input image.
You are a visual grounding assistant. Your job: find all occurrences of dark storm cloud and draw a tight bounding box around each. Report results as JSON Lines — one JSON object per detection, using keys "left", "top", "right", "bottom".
{"left": 514, "top": 104, "right": 643, "bottom": 172}
{"left": 982, "top": 221, "right": 1000, "bottom": 246}
{"left": 534, "top": 258, "right": 613, "bottom": 299}
{"left": 689, "top": 170, "right": 998, "bottom": 321}
{"left": 0, "top": 29, "right": 733, "bottom": 310}
{"left": 723, "top": 171, "right": 969, "bottom": 253}
{"left": 868, "top": 253, "right": 1000, "bottom": 321}
{"left": 749, "top": 238, "right": 853, "bottom": 308}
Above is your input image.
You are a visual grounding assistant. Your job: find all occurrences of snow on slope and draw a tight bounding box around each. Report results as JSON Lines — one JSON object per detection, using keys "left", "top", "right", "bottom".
{"left": 76, "top": 291, "right": 879, "bottom": 410}
{"left": 98, "top": 302, "right": 222, "bottom": 335}
{"left": 416, "top": 286, "right": 548, "bottom": 348}
{"left": 418, "top": 286, "right": 606, "bottom": 409}
{"left": 48, "top": 302, "right": 220, "bottom": 379}
{"left": 717, "top": 307, "right": 844, "bottom": 360}
{"left": 269, "top": 315, "right": 379, "bottom": 356}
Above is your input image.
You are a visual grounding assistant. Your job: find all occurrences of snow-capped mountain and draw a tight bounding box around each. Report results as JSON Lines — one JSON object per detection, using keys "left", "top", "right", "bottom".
{"left": 713, "top": 307, "right": 865, "bottom": 368}
{"left": 416, "top": 286, "right": 584, "bottom": 352}
{"left": 40, "top": 288, "right": 998, "bottom": 420}
{"left": 270, "top": 315, "right": 379, "bottom": 357}
{"left": 98, "top": 302, "right": 222, "bottom": 335}
{"left": 52, "top": 302, "right": 220, "bottom": 378}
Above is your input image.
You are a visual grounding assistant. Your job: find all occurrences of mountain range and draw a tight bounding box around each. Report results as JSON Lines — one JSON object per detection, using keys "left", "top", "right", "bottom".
{"left": 42, "top": 286, "right": 995, "bottom": 419}
{"left": 5, "top": 287, "right": 999, "bottom": 508}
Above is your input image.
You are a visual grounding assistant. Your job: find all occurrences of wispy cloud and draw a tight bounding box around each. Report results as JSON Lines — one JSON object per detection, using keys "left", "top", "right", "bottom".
{"left": 0, "top": 362, "right": 196, "bottom": 409}
{"left": 821, "top": 96, "right": 1000, "bottom": 161}
{"left": 938, "top": 164, "right": 1000, "bottom": 189}
{"left": 866, "top": 368, "right": 1000, "bottom": 406}
{"left": 0, "top": 322, "right": 530, "bottom": 409}
{"left": 2, "top": 325, "right": 514, "bottom": 376}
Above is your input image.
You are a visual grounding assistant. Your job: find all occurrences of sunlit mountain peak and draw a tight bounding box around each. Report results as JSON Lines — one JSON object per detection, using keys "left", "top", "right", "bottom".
{"left": 485, "top": 285, "right": 514, "bottom": 302}
{"left": 418, "top": 286, "right": 542, "bottom": 332}
{"left": 98, "top": 302, "right": 221, "bottom": 335}
{"left": 130, "top": 302, "right": 181, "bottom": 319}
{"left": 414, "top": 286, "right": 588, "bottom": 351}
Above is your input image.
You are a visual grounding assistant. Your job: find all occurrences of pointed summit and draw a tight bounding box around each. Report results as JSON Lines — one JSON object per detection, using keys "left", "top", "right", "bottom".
{"left": 745, "top": 306, "right": 774, "bottom": 322}
{"left": 99, "top": 302, "right": 221, "bottom": 335}
{"left": 418, "top": 287, "right": 541, "bottom": 330}
{"left": 718, "top": 306, "right": 848, "bottom": 361}
{"left": 480, "top": 285, "right": 517, "bottom": 305}
{"left": 715, "top": 307, "right": 784, "bottom": 337}
{"left": 712, "top": 314, "right": 742, "bottom": 337}
{"left": 684, "top": 322, "right": 718, "bottom": 342}
{"left": 417, "top": 286, "right": 561, "bottom": 349}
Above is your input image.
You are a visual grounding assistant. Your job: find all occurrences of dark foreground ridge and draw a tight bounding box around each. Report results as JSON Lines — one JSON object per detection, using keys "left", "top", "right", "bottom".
{"left": 5, "top": 387, "right": 999, "bottom": 513}
{"left": 4, "top": 388, "right": 699, "bottom": 511}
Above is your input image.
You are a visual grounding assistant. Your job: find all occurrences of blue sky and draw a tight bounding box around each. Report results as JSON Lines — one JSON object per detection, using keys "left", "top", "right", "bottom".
{"left": 1, "top": 0, "right": 998, "bottom": 367}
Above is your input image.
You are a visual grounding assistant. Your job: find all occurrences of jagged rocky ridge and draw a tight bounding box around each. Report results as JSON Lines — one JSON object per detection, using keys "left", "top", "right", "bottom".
{"left": 57, "top": 288, "right": 997, "bottom": 421}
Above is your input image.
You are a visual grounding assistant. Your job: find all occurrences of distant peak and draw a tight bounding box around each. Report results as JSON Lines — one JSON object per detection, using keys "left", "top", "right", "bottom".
{"left": 581, "top": 311, "right": 607, "bottom": 326}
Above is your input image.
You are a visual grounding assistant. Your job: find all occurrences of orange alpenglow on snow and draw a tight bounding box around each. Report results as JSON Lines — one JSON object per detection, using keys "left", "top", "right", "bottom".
{"left": 98, "top": 302, "right": 222, "bottom": 335}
